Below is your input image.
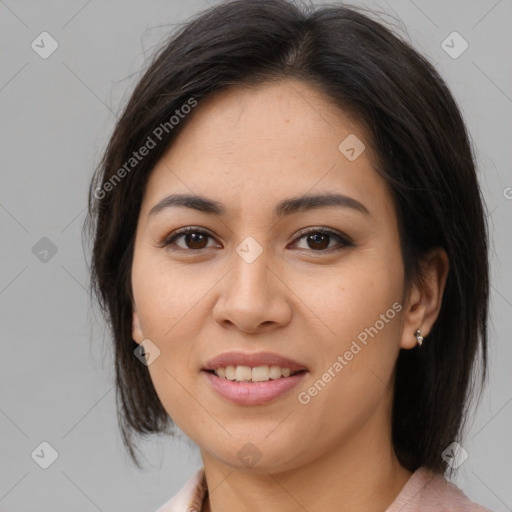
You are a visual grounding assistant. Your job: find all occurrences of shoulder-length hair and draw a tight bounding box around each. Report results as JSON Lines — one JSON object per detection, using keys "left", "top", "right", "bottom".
{"left": 84, "top": 0, "right": 490, "bottom": 475}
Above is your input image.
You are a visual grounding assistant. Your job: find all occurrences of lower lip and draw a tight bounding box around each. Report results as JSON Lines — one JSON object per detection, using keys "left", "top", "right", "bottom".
{"left": 202, "top": 370, "right": 307, "bottom": 405}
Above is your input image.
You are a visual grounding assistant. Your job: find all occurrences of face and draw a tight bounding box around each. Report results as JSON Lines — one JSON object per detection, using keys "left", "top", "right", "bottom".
{"left": 131, "top": 79, "right": 418, "bottom": 473}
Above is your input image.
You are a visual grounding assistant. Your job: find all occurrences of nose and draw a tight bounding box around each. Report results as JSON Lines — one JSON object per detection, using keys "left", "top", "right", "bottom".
{"left": 212, "top": 248, "right": 292, "bottom": 334}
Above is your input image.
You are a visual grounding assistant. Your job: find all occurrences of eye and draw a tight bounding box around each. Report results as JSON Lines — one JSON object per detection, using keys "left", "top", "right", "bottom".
{"left": 291, "top": 227, "right": 353, "bottom": 252}
{"left": 162, "top": 226, "right": 219, "bottom": 251}
{"left": 161, "top": 226, "right": 353, "bottom": 253}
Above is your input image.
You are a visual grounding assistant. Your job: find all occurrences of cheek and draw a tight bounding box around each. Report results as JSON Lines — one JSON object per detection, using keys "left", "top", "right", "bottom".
{"left": 131, "top": 259, "right": 203, "bottom": 430}
{"left": 132, "top": 249, "right": 205, "bottom": 340}
{"left": 300, "top": 252, "right": 404, "bottom": 347}
{"left": 293, "top": 281, "right": 403, "bottom": 447}
{"left": 131, "top": 247, "right": 221, "bottom": 395}
{"left": 298, "top": 250, "right": 404, "bottom": 406}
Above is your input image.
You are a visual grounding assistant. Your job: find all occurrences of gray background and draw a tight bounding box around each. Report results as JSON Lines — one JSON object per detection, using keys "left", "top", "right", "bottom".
{"left": 0, "top": 0, "right": 511, "bottom": 511}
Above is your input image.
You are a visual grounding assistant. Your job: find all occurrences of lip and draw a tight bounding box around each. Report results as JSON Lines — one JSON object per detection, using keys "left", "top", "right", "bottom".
{"left": 202, "top": 351, "right": 309, "bottom": 405}
{"left": 203, "top": 370, "right": 308, "bottom": 405}
{"left": 202, "top": 351, "right": 308, "bottom": 372}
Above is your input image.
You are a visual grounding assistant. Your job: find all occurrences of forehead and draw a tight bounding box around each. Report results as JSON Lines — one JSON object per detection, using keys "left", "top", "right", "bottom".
{"left": 141, "top": 79, "right": 394, "bottom": 222}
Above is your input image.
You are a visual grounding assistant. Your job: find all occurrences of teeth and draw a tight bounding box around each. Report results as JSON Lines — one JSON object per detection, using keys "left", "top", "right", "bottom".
{"left": 235, "top": 365, "right": 252, "bottom": 381}
{"left": 225, "top": 366, "right": 236, "bottom": 380}
{"left": 269, "top": 366, "right": 282, "bottom": 379}
{"left": 252, "top": 366, "right": 270, "bottom": 382}
{"left": 213, "top": 365, "right": 299, "bottom": 382}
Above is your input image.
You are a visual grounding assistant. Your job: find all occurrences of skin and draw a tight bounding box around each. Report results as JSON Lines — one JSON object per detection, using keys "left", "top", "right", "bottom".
{"left": 131, "top": 79, "right": 449, "bottom": 512}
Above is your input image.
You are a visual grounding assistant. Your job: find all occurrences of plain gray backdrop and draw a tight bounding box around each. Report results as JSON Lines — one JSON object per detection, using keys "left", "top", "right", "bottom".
{"left": 1, "top": 0, "right": 511, "bottom": 511}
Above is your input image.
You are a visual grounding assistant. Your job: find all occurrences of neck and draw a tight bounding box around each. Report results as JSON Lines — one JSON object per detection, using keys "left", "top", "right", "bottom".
{"left": 200, "top": 398, "right": 413, "bottom": 512}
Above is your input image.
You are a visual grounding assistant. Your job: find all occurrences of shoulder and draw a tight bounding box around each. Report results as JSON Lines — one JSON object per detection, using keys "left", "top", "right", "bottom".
{"left": 386, "top": 467, "right": 493, "bottom": 512}
{"left": 153, "top": 465, "right": 493, "bottom": 512}
{"left": 154, "top": 467, "right": 206, "bottom": 512}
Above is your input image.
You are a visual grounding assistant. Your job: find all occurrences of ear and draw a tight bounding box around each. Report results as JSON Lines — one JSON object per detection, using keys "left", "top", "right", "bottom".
{"left": 400, "top": 247, "right": 449, "bottom": 350}
{"left": 132, "top": 310, "right": 144, "bottom": 344}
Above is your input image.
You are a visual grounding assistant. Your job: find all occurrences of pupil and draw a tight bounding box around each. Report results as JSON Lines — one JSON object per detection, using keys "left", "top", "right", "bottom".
{"left": 183, "top": 232, "right": 331, "bottom": 250}
{"left": 187, "top": 233, "right": 207, "bottom": 249}
{"left": 308, "top": 233, "right": 329, "bottom": 250}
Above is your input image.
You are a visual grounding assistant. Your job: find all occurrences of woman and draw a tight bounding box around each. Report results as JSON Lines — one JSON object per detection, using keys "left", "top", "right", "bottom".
{"left": 84, "top": 0, "right": 492, "bottom": 510}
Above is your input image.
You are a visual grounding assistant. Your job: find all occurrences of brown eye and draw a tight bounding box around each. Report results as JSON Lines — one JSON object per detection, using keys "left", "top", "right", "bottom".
{"left": 163, "top": 227, "right": 218, "bottom": 251}
{"left": 181, "top": 232, "right": 209, "bottom": 249}
{"left": 305, "top": 232, "right": 330, "bottom": 250}
{"left": 162, "top": 226, "right": 353, "bottom": 253}
{"left": 292, "top": 228, "right": 353, "bottom": 252}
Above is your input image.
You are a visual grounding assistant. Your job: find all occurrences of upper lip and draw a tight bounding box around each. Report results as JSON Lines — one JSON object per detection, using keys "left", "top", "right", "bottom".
{"left": 203, "top": 351, "right": 308, "bottom": 372}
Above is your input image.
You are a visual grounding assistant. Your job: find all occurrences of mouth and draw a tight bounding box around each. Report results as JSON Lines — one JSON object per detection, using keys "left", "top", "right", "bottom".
{"left": 204, "top": 366, "right": 307, "bottom": 382}
{"left": 202, "top": 351, "right": 308, "bottom": 380}
{"left": 202, "top": 351, "right": 308, "bottom": 405}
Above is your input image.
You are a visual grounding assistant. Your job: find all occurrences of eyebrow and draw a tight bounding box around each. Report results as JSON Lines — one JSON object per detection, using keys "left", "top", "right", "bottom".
{"left": 148, "top": 192, "right": 371, "bottom": 219}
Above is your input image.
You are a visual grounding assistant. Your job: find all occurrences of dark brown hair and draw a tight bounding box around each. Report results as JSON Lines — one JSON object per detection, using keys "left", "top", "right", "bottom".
{"left": 84, "top": 0, "right": 490, "bottom": 475}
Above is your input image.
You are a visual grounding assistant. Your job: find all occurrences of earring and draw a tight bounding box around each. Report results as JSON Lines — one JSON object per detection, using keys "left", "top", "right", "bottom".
{"left": 414, "top": 329, "right": 423, "bottom": 346}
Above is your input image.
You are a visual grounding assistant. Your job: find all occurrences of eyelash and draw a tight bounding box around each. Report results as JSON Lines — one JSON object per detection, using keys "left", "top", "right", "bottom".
{"left": 161, "top": 226, "right": 353, "bottom": 253}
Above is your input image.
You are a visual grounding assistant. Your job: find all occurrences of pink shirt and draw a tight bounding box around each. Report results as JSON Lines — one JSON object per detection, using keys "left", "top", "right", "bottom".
{"left": 155, "top": 466, "right": 493, "bottom": 511}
